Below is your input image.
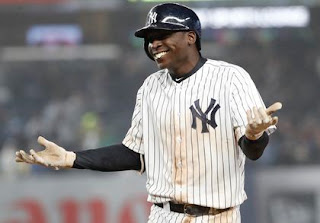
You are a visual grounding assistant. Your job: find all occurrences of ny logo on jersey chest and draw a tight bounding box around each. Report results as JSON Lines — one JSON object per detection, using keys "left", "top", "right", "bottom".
{"left": 189, "top": 98, "right": 220, "bottom": 133}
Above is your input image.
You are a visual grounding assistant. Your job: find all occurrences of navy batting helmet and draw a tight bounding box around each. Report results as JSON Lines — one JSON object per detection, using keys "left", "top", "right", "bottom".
{"left": 134, "top": 3, "right": 202, "bottom": 60}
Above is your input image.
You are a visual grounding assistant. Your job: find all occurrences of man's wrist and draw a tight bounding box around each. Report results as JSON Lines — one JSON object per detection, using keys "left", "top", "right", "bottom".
{"left": 245, "top": 131, "right": 264, "bottom": 141}
{"left": 65, "top": 151, "right": 76, "bottom": 168}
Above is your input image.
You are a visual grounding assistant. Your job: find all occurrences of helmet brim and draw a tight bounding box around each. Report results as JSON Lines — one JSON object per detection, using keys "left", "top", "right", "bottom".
{"left": 134, "top": 23, "right": 189, "bottom": 38}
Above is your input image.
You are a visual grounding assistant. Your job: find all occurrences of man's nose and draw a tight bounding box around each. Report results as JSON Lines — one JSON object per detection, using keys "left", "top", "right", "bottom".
{"left": 149, "top": 39, "right": 162, "bottom": 49}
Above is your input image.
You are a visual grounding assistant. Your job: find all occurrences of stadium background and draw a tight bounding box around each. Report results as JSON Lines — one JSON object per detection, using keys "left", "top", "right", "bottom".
{"left": 0, "top": 0, "right": 320, "bottom": 222}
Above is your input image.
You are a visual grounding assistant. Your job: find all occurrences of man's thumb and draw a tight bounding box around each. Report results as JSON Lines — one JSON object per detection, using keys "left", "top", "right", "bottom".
{"left": 37, "top": 136, "right": 49, "bottom": 147}
{"left": 266, "top": 102, "right": 282, "bottom": 115}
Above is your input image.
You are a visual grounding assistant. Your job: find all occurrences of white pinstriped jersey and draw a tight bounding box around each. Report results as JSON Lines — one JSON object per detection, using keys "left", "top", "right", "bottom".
{"left": 123, "top": 58, "right": 272, "bottom": 209}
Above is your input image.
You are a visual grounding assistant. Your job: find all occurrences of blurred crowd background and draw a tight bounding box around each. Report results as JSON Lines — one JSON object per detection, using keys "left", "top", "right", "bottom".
{"left": 0, "top": 0, "right": 320, "bottom": 222}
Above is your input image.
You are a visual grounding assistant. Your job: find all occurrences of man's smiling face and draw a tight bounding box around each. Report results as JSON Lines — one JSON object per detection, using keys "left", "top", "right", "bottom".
{"left": 146, "top": 30, "right": 191, "bottom": 72}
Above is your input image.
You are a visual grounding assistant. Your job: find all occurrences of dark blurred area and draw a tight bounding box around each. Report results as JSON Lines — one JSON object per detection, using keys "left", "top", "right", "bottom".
{"left": 0, "top": 1, "right": 319, "bottom": 222}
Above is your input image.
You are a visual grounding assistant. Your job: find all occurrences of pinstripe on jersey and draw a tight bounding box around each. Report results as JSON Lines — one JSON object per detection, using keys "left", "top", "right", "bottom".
{"left": 123, "top": 59, "right": 273, "bottom": 210}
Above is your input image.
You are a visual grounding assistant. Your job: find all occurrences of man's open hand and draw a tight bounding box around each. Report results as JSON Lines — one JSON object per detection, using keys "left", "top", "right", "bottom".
{"left": 245, "top": 102, "right": 282, "bottom": 140}
{"left": 15, "top": 136, "right": 76, "bottom": 169}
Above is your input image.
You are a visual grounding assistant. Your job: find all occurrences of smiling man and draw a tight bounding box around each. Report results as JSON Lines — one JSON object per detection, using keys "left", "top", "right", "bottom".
{"left": 145, "top": 29, "right": 200, "bottom": 78}
{"left": 16, "top": 3, "right": 282, "bottom": 223}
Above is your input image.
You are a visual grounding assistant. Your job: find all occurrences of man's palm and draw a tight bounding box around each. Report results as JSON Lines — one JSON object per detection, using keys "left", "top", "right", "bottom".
{"left": 16, "top": 136, "right": 75, "bottom": 169}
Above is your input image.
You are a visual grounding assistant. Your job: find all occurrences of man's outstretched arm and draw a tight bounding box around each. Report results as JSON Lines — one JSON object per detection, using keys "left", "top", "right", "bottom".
{"left": 73, "top": 144, "right": 142, "bottom": 172}
{"left": 16, "top": 136, "right": 143, "bottom": 172}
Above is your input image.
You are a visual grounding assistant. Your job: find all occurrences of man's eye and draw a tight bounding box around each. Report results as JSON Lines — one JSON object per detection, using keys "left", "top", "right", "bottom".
{"left": 147, "top": 33, "right": 171, "bottom": 42}
{"left": 149, "top": 36, "right": 162, "bottom": 42}
{"left": 160, "top": 34, "right": 170, "bottom": 39}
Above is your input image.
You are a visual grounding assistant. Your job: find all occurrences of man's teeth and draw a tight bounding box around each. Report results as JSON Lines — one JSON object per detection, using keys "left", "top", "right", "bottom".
{"left": 154, "top": 51, "right": 168, "bottom": 60}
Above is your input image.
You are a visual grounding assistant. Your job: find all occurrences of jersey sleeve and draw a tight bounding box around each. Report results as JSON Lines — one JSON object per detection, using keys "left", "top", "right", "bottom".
{"left": 122, "top": 85, "right": 145, "bottom": 155}
{"left": 230, "top": 66, "right": 276, "bottom": 142}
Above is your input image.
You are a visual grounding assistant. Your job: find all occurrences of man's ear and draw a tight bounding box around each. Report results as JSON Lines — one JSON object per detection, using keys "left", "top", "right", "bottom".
{"left": 187, "top": 31, "right": 197, "bottom": 45}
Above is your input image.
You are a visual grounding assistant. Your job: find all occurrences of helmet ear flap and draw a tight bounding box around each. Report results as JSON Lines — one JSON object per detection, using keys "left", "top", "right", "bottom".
{"left": 144, "top": 40, "right": 154, "bottom": 61}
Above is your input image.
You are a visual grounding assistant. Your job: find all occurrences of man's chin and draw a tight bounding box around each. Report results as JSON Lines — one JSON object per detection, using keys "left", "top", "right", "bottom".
{"left": 156, "top": 63, "right": 165, "bottom": 69}
{"left": 155, "top": 59, "right": 167, "bottom": 69}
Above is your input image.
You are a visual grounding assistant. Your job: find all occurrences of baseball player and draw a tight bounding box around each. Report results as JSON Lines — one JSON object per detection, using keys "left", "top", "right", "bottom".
{"left": 16, "top": 3, "right": 282, "bottom": 223}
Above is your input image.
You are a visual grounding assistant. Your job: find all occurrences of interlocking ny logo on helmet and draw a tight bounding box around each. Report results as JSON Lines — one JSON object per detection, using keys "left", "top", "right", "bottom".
{"left": 147, "top": 12, "right": 158, "bottom": 25}
{"left": 135, "top": 3, "right": 202, "bottom": 60}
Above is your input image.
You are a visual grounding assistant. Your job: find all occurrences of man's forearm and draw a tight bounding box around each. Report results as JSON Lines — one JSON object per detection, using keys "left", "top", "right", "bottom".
{"left": 73, "top": 144, "right": 142, "bottom": 171}
{"left": 238, "top": 131, "right": 269, "bottom": 160}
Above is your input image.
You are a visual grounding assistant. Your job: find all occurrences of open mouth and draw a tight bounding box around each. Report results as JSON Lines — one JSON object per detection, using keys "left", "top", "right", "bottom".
{"left": 153, "top": 50, "right": 169, "bottom": 60}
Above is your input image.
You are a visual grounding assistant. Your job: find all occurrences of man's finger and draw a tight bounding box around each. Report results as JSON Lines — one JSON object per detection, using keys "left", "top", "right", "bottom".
{"left": 30, "top": 149, "right": 48, "bottom": 166}
{"left": 16, "top": 157, "right": 24, "bottom": 162}
{"left": 258, "top": 107, "right": 270, "bottom": 124}
{"left": 20, "top": 150, "right": 35, "bottom": 163}
{"left": 246, "top": 109, "right": 254, "bottom": 124}
{"left": 266, "top": 102, "right": 282, "bottom": 115}
{"left": 253, "top": 107, "right": 262, "bottom": 124}
{"left": 37, "top": 136, "right": 50, "bottom": 147}
{"left": 16, "top": 151, "right": 22, "bottom": 158}
{"left": 271, "top": 116, "right": 278, "bottom": 126}
{"left": 16, "top": 151, "right": 24, "bottom": 162}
